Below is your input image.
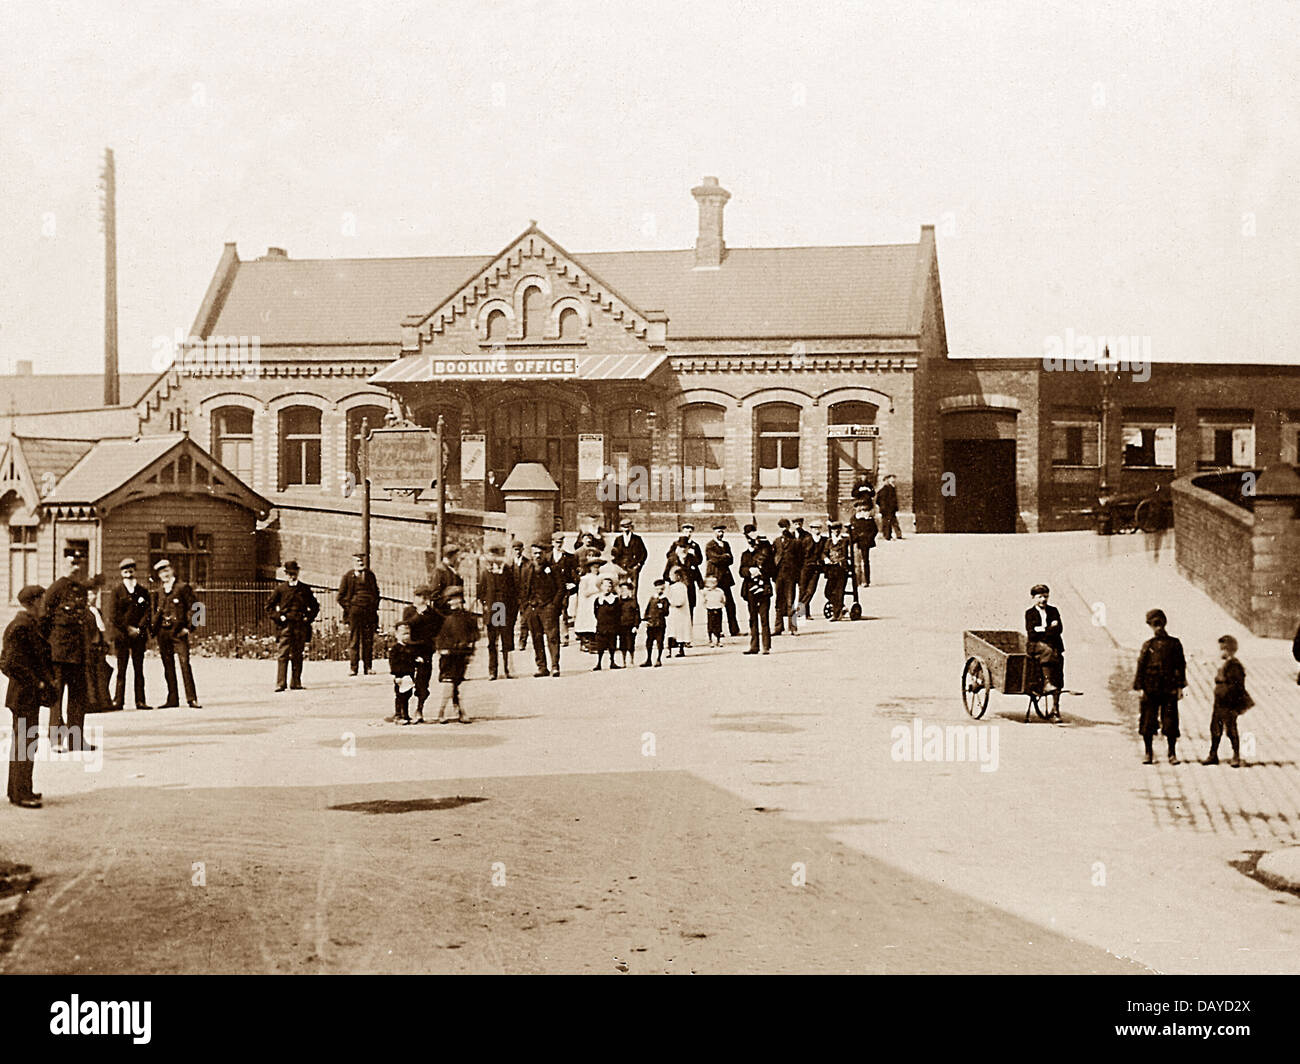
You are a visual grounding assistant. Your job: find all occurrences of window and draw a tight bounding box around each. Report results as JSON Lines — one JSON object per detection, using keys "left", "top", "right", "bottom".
{"left": 680, "top": 403, "right": 726, "bottom": 490}
{"left": 756, "top": 403, "right": 801, "bottom": 489}
{"left": 1197, "top": 410, "right": 1254, "bottom": 470}
{"left": 149, "top": 526, "right": 212, "bottom": 586}
{"left": 1051, "top": 418, "right": 1101, "bottom": 467}
{"left": 490, "top": 400, "right": 577, "bottom": 506}
{"left": 558, "top": 307, "right": 582, "bottom": 341}
{"left": 608, "top": 406, "right": 653, "bottom": 481}
{"left": 521, "top": 285, "right": 546, "bottom": 339}
{"left": 1121, "top": 411, "right": 1175, "bottom": 469}
{"left": 347, "top": 405, "right": 389, "bottom": 480}
{"left": 486, "top": 309, "right": 507, "bottom": 342}
{"left": 8, "top": 525, "right": 36, "bottom": 603}
{"left": 278, "top": 406, "right": 322, "bottom": 488}
{"left": 1283, "top": 414, "right": 1300, "bottom": 464}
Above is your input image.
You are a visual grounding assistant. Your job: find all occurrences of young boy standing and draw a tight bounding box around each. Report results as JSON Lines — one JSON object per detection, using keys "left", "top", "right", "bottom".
{"left": 1134, "top": 608, "right": 1187, "bottom": 764}
{"left": 702, "top": 575, "right": 726, "bottom": 647}
{"left": 593, "top": 577, "right": 622, "bottom": 670}
{"left": 1204, "top": 634, "right": 1252, "bottom": 767}
{"left": 641, "top": 579, "right": 668, "bottom": 667}
{"left": 435, "top": 587, "right": 478, "bottom": 723}
{"left": 388, "top": 621, "right": 422, "bottom": 724}
{"left": 617, "top": 582, "right": 640, "bottom": 668}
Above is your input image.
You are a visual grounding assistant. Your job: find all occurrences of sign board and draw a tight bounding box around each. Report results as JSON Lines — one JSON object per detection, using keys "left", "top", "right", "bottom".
{"left": 366, "top": 426, "right": 438, "bottom": 489}
{"left": 461, "top": 434, "right": 486, "bottom": 481}
{"left": 827, "top": 424, "right": 880, "bottom": 438}
{"left": 429, "top": 356, "right": 578, "bottom": 380}
{"left": 578, "top": 433, "right": 605, "bottom": 481}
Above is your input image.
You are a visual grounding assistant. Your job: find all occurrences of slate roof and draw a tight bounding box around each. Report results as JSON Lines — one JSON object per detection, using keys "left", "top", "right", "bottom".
{"left": 42, "top": 434, "right": 186, "bottom": 505}
{"left": 203, "top": 239, "right": 930, "bottom": 347}
{"left": 17, "top": 437, "right": 96, "bottom": 486}
{"left": 0, "top": 373, "right": 157, "bottom": 415}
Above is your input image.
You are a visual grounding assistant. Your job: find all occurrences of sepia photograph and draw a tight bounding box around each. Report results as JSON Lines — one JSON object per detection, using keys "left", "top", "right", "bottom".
{"left": 1, "top": 0, "right": 1297, "bottom": 1038}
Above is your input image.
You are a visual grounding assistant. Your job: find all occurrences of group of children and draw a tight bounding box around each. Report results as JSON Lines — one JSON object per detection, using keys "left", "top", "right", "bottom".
{"left": 386, "top": 585, "right": 478, "bottom": 725}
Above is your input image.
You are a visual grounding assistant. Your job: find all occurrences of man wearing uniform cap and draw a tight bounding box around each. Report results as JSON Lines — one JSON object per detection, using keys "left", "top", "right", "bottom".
{"left": 107, "top": 558, "right": 152, "bottom": 709}
{"left": 739, "top": 524, "right": 775, "bottom": 654}
{"left": 337, "top": 551, "right": 380, "bottom": 677}
{"left": 704, "top": 523, "right": 740, "bottom": 637}
{"left": 42, "top": 549, "right": 95, "bottom": 752}
{"left": 265, "top": 560, "right": 320, "bottom": 691}
{"left": 771, "top": 517, "right": 802, "bottom": 636}
{"left": 519, "top": 543, "right": 563, "bottom": 676}
{"left": 151, "top": 557, "right": 201, "bottom": 708}
{"left": 1, "top": 584, "right": 53, "bottom": 807}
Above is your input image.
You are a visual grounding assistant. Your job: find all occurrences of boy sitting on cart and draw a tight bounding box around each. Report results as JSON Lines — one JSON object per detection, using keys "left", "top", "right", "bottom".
{"left": 1025, "top": 584, "right": 1064, "bottom": 720}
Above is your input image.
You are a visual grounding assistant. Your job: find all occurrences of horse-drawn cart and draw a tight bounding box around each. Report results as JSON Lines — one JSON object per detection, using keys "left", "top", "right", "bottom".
{"left": 961, "top": 630, "right": 1049, "bottom": 721}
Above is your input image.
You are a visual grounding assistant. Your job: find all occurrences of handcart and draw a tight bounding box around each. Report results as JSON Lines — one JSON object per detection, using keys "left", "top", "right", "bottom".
{"left": 960, "top": 629, "right": 1050, "bottom": 721}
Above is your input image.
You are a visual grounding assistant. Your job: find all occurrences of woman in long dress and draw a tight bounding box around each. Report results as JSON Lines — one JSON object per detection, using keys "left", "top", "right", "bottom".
{"left": 665, "top": 566, "right": 692, "bottom": 657}
{"left": 574, "top": 558, "right": 604, "bottom": 653}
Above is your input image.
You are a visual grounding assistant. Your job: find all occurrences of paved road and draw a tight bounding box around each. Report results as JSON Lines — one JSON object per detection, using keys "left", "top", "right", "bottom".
{"left": 2, "top": 531, "right": 1298, "bottom": 973}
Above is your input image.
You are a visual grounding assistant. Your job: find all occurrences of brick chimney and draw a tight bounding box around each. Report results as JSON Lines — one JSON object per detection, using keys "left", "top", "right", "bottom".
{"left": 260, "top": 247, "right": 288, "bottom": 260}
{"left": 691, "top": 176, "right": 730, "bottom": 268}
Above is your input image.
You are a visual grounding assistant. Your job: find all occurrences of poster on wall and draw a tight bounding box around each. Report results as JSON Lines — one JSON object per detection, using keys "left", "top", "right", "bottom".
{"left": 578, "top": 433, "right": 604, "bottom": 481}
{"left": 460, "top": 434, "right": 486, "bottom": 481}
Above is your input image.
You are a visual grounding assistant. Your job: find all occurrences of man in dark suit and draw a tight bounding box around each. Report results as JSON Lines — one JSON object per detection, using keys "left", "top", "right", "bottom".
{"left": 477, "top": 546, "right": 517, "bottom": 680}
{"left": 107, "top": 557, "right": 152, "bottom": 709}
{"left": 848, "top": 502, "right": 878, "bottom": 588}
{"left": 739, "top": 524, "right": 776, "bottom": 655}
{"left": 1025, "top": 583, "right": 1065, "bottom": 720}
{"left": 337, "top": 551, "right": 380, "bottom": 676}
{"left": 877, "top": 474, "right": 902, "bottom": 540}
{"left": 798, "top": 519, "right": 826, "bottom": 620}
{"left": 509, "top": 540, "right": 529, "bottom": 650}
{"left": 821, "top": 523, "right": 851, "bottom": 621}
{"left": 151, "top": 558, "right": 201, "bottom": 708}
{"left": 791, "top": 517, "right": 813, "bottom": 614}
{"left": 1, "top": 584, "right": 53, "bottom": 807}
{"left": 42, "top": 550, "right": 95, "bottom": 753}
{"left": 549, "top": 532, "right": 578, "bottom": 646}
{"left": 772, "top": 518, "right": 803, "bottom": 636}
{"left": 519, "top": 543, "right": 562, "bottom": 677}
{"left": 265, "top": 560, "right": 320, "bottom": 692}
{"left": 609, "top": 518, "right": 648, "bottom": 596}
{"left": 704, "top": 524, "right": 741, "bottom": 637}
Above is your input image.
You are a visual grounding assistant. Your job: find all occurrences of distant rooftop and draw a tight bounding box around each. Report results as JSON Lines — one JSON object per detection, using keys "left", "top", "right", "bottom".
{"left": 0, "top": 372, "right": 157, "bottom": 415}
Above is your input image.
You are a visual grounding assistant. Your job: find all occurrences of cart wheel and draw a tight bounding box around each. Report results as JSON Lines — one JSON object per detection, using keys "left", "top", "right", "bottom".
{"left": 962, "top": 656, "right": 990, "bottom": 719}
{"left": 849, "top": 602, "right": 863, "bottom": 621}
{"left": 1135, "top": 499, "right": 1164, "bottom": 534}
{"left": 823, "top": 602, "right": 835, "bottom": 620}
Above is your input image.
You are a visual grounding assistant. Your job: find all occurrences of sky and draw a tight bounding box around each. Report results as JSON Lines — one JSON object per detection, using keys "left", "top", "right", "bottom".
{"left": 1, "top": 0, "right": 1297, "bottom": 376}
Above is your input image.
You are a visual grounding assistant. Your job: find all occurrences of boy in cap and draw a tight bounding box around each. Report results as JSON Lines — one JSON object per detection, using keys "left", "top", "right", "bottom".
{"left": 434, "top": 586, "right": 478, "bottom": 723}
{"left": 108, "top": 557, "right": 152, "bottom": 709}
{"left": 477, "top": 546, "right": 516, "bottom": 680}
{"left": 641, "top": 579, "right": 669, "bottom": 667}
{"left": 1134, "top": 609, "right": 1187, "bottom": 764}
{"left": 1, "top": 584, "right": 53, "bottom": 807}
{"left": 338, "top": 551, "right": 380, "bottom": 676}
{"left": 1025, "top": 584, "right": 1064, "bottom": 720}
{"left": 617, "top": 580, "right": 640, "bottom": 668}
{"left": 402, "top": 586, "right": 440, "bottom": 712}
{"left": 265, "top": 560, "right": 320, "bottom": 692}
{"left": 387, "top": 621, "right": 422, "bottom": 724}
{"left": 1203, "top": 634, "right": 1252, "bottom": 766}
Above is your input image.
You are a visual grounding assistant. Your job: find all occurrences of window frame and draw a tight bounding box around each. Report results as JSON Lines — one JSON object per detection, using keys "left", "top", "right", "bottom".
{"left": 755, "top": 402, "right": 802, "bottom": 490}
{"left": 278, "top": 405, "right": 323, "bottom": 489}
{"left": 148, "top": 525, "right": 213, "bottom": 587}
{"left": 1050, "top": 418, "right": 1102, "bottom": 469}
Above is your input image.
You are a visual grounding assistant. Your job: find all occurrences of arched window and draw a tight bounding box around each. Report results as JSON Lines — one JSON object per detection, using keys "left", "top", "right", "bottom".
{"left": 756, "top": 402, "right": 801, "bottom": 489}
{"left": 347, "top": 404, "right": 389, "bottom": 480}
{"left": 486, "top": 309, "right": 508, "bottom": 342}
{"left": 608, "top": 406, "right": 652, "bottom": 480}
{"left": 558, "top": 306, "right": 582, "bottom": 341}
{"left": 211, "top": 405, "right": 254, "bottom": 482}
{"left": 278, "top": 406, "right": 322, "bottom": 489}
{"left": 681, "top": 403, "right": 725, "bottom": 490}
{"left": 522, "top": 285, "right": 546, "bottom": 339}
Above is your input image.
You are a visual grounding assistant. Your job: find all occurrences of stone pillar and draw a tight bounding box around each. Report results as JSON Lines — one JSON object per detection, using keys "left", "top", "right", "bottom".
{"left": 1250, "top": 463, "right": 1300, "bottom": 638}
{"left": 500, "top": 462, "right": 558, "bottom": 548}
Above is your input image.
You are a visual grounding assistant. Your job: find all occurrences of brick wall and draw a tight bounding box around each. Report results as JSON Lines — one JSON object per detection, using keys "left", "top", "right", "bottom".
{"left": 1171, "top": 478, "right": 1254, "bottom": 628}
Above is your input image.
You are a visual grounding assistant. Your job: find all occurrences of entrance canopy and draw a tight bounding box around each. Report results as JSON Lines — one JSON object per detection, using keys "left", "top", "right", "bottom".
{"left": 369, "top": 351, "right": 667, "bottom": 385}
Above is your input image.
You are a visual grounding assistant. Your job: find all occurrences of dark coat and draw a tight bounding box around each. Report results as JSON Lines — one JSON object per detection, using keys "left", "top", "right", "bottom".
{"left": 42, "top": 576, "right": 89, "bottom": 664}
{"left": 610, "top": 532, "right": 648, "bottom": 574}
{"left": 519, "top": 559, "right": 562, "bottom": 611}
{"left": 107, "top": 580, "right": 152, "bottom": 644}
{"left": 1213, "top": 658, "right": 1252, "bottom": 713}
{"left": 877, "top": 483, "right": 899, "bottom": 515}
{"left": 1, "top": 610, "right": 54, "bottom": 710}
{"left": 477, "top": 567, "right": 517, "bottom": 630}
{"left": 619, "top": 597, "right": 641, "bottom": 628}
{"left": 152, "top": 581, "right": 198, "bottom": 638}
{"left": 773, "top": 531, "right": 803, "bottom": 576}
{"left": 664, "top": 540, "right": 704, "bottom": 587}
{"left": 401, "top": 603, "right": 442, "bottom": 647}
{"left": 337, "top": 569, "right": 380, "bottom": 621}
{"left": 1025, "top": 604, "right": 1064, "bottom": 655}
{"left": 265, "top": 581, "right": 320, "bottom": 629}
{"left": 429, "top": 562, "right": 463, "bottom": 605}
{"left": 435, "top": 608, "right": 478, "bottom": 654}
{"left": 705, "top": 538, "right": 735, "bottom": 587}
{"left": 643, "top": 593, "right": 669, "bottom": 628}
{"left": 1134, "top": 632, "right": 1186, "bottom": 694}
{"left": 740, "top": 541, "right": 776, "bottom": 601}
{"left": 388, "top": 641, "right": 424, "bottom": 677}
{"left": 820, "top": 535, "right": 850, "bottom": 569}
{"left": 594, "top": 594, "right": 623, "bottom": 636}
{"left": 549, "top": 549, "right": 578, "bottom": 592}
{"left": 849, "top": 515, "right": 878, "bottom": 550}
{"left": 800, "top": 536, "right": 826, "bottom": 580}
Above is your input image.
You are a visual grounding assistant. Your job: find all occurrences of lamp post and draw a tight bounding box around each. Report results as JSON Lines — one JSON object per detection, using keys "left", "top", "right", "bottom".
{"left": 434, "top": 414, "right": 446, "bottom": 560}
{"left": 1098, "top": 345, "right": 1115, "bottom": 533}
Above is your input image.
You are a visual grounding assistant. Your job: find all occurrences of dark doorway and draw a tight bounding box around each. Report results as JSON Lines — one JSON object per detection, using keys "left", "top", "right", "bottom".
{"left": 942, "top": 439, "right": 1017, "bottom": 532}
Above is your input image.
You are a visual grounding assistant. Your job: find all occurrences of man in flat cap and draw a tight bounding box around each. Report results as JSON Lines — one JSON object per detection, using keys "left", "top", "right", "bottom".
{"left": 151, "top": 558, "right": 201, "bottom": 708}
{"left": 771, "top": 517, "right": 803, "bottom": 636}
{"left": 107, "top": 558, "right": 152, "bottom": 709}
{"left": 610, "top": 518, "right": 648, "bottom": 598}
{"left": 266, "top": 560, "right": 320, "bottom": 692}
{"left": 338, "top": 551, "right": 380, "bottom": 677}
{"left": 705, "top": 523, "right": 741, "bottom": 637}
{"left": 1134, "top": 608, "right": 1186, "bottom": 764}
{"left": 42, "top": 549, "right": 94, "bottom": 752}
{"left": 1025, "top": 584, "right": 1064, "bottom": 720}
{"left": 739, "top": 524, "right": 775, "bottom": 655}
{"left": 1, "top": 584, "right": 53, "bottom": 807}
{"left": 519, "top": 542, "right": 563, "bottom": 677}
{"left": 820, "top": 521, "right": 851, "bottom": 621}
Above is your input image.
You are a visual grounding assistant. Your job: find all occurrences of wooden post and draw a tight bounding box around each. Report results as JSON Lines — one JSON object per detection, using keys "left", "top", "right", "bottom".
{"left": 102, "top": 148, "right": 119, "bottom": 406}
{"left": 435, "top": 415, "right": 446, "bottom": 560}
{"left": 360, "top": 418, "right": 371, "bottom": 568}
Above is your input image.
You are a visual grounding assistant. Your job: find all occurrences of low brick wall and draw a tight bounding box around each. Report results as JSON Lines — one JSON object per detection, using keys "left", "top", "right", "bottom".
{"left": 1171, "top": 476, "right": 1254, "bottom": 628}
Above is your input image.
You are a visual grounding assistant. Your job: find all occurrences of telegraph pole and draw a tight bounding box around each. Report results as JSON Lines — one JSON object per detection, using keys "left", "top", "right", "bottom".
{"left": 360, "top": 418, "right": 372, "bottom": 568}
{"left": 434, "top": 415, "right": 446, "bottom": 559}
{"left": 101, "top": 148, "right": 120, "bottom": 406}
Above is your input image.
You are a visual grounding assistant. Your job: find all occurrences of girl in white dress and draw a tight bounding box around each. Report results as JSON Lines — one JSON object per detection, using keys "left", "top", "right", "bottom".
{"left": 574, "top": 558, "right": 603, "bottom": 652}
{"left": 665, "top": 566, "right": 692, "bottom": 656}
